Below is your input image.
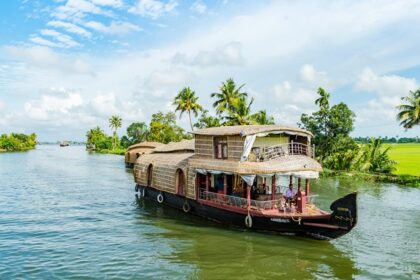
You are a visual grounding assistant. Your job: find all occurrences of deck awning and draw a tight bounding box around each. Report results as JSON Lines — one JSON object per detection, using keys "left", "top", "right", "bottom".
{"left": 189, "top": 155, "right": 322, "bottom": 175}
{"left": 194, "top": 168, "right": 319, "bottom": 185}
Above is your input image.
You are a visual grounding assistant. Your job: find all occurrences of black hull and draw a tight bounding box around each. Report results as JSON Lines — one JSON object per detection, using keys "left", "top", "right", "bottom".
{"left": 135, "top": 185, "right": 357, "bottom": 240}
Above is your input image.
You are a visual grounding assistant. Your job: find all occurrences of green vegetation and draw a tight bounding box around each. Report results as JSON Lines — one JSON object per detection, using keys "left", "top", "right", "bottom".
{"left": 86, "top": 111, "right": 190, "bottom": 153}
{"left": 0, "top": 133, "right": 37, "bottom": 152}
{"left": 121, "top": 122, "right": 149, "bottom": 148}
{"left": 299, "top": 88, "right": 398, "bottom": 176}
{"left": 396, "top": 89, "right": 420, "bottom": 129}
{"left": 321, "top": 169, "right": 420, "bottom": 187}
{"left": 300, "top": 87, "right": 359, "bottom": 170}
{"left": 148, "top": 111, "right": 190, "bottom": 144}
{"left": 383, "top": 143, "right": 420, "bottom": 176}
{"left": 354, "top": 136, "right": 419, "bottom": 144}
{"left": 354, "top": 138, "right": 396, "bottom": 173}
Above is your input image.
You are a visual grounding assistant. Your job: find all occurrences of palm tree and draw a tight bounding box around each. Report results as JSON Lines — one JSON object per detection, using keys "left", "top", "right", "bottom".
{"left": 251, "top": 110, "right": 275, "bottom": 125}
{"left": 173, "top": 87, "right": 203, "bottom": 131}
{"left": 315, "top": 87, "right": 330, "bottom": 109}
{"left": 354, "top": 138, "right": 395, "bottom": 173}
{"left": 211, "top": 78, "right": 248, "bottom": 115}
{"left": 109, "top": 115, "right": 122, "bottom": 150}
{"left": 397, "top": 89, "right": 420, "bottom": 129}
{"left": 224, "top": 97, "right": 256, "bottom": 125}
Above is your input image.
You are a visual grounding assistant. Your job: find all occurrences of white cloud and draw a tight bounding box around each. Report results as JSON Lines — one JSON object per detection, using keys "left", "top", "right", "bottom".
{"left": 190, "top": 1, "right": 207, "bottom": 14}
{"left": 52, "top": 0, "right": 113, "bottom": 20}
{"left": 84, "top": 21, "right": 141, "bottom": 35}
{"left": 29, "top": 36, "right": 62, "bottom": 48}
{"left": 5, "top": 45, "right": 94, "bottom": 75}
{"left": 354, "top": 68, "right": 419, "bottom": 133}
{"left": 90, "top": 92, "right": 119, "bottom": 118}
{"left": 40, "top": 29, "right": 81, "bottom": 48}
{"left": 172, "top": 41, "right": 245, "bottom": 67}
{"left": 47, "top": 21, "right": 92, "bottom": 38}
{"left": 129, "top": 0, "right": 178, "bottom": 19}
{"left": 273, "top": 81, "right": 317, "bottom": 107}
{"left": 90, "top": 0, "right": 123, "bottom": 8}
{"left": 356, "top": 67, "right": 417, "bottom": 98}
{"left": 24, "top": 88, "right": 83, "bottom": 121}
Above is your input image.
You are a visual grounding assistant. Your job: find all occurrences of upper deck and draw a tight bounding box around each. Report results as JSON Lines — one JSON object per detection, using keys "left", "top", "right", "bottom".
{"left": 190, "top": 125, "right": 319, "bottom": 174}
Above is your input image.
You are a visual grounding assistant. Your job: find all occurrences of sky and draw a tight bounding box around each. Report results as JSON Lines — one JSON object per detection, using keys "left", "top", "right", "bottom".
{"left": 0, "top": 0, "right": 419, "bottom": 141}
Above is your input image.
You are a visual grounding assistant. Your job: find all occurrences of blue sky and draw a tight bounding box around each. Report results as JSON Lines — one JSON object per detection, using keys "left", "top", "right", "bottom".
{"left": 0, "top": 0, "right": 419, "bottom": 141}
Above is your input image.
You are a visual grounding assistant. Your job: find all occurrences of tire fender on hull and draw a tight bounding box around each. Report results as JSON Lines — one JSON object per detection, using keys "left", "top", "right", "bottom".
{"left": 182, "top": 201, "right": 191, "bottom": 213}
{"left": 245, "top": 214, "right": 253, "bottom": 228}
{"left": 157, "top": 193, "right": 164, "bottom": 203}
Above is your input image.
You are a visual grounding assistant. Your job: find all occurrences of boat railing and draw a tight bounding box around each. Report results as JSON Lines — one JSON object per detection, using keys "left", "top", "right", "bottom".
{"left": 305, "top": 194, "right": 318, "bottom": 204}
{"left": 198, "top": 190, "right": 284, "bottom": 211}
{"left": 251, "top": 142, "right": 315, "bottom": 161}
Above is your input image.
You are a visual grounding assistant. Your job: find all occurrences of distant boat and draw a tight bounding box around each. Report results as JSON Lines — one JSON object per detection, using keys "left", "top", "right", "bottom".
{"left": 60, "top": 141, "right": 70, "bottom": 147}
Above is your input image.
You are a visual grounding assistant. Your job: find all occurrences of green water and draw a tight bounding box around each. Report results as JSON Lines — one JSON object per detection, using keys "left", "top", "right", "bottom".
{"left": 0, "top": 145, "right": 419, "bottom": 279}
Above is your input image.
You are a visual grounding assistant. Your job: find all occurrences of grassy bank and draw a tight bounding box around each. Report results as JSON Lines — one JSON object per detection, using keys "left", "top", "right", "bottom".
{"left": 322, "top": 169, "right": 420, "bottom": 187}
{"left": 383, "top": 143, "right": 420, "bottom": 176}
{"left": 89, "top": 148, "right": 126, "bottom": 155}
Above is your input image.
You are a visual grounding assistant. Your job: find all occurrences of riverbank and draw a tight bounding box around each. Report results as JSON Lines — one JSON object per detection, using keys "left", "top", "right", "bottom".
{"left": 88, "top": 148, "right": 126, "bottom": 155}
{"left": 322, "top": 169, "right": 420, "bottom": 187}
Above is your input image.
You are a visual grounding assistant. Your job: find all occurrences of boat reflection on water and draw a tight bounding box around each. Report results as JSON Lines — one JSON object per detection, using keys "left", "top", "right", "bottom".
{"left": 134, "top": 195, "right": 359, "bottom": 279}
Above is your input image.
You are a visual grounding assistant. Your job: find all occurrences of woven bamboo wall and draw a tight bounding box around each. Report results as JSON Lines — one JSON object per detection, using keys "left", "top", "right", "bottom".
{"left": 186, "top": 168, "right": 196, "bottom": 199}
{"left": 194, "top": 135, "right": 213, "bottom": 158}
{"left": 227, "top": 135, "right": 244, "bottom": 161}
{"left": 133, "top": 153, "right": 193, "bottom": 195}
{"left": 195, "top": 134, "right": 245, "bottom": 161}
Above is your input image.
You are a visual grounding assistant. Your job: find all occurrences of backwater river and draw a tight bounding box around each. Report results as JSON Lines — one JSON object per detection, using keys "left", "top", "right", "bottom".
{"left": 0, "top": 145, "right": 419, "bottom": 279}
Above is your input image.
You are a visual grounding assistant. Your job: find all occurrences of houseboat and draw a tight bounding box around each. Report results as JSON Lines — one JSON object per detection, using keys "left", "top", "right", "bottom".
{"left": 125, "top": 142, "right": 163, "bottom": 168}
{"left": 133, "top": 125, "right": 357, "bottom": 240}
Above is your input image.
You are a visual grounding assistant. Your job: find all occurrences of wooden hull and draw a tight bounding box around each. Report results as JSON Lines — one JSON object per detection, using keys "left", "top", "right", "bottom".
{"left": 135, "top": 185, "right": 357, "bottom": 240}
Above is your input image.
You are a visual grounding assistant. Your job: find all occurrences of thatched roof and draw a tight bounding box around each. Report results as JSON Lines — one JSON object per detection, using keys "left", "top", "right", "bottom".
{"left": 136, "top": 152, "right": 194, "bottom": 168}
{"left": 188, "top": 155, "right": 322, "bottom": 174}
{"left": 192, "top": 125, "right": 313, "bottom": 137}
{"left": 127, "top": 141, "right": 163, "bottom": 151}
{"left": 153, "top": 139, "right": 195, "bottom": 153}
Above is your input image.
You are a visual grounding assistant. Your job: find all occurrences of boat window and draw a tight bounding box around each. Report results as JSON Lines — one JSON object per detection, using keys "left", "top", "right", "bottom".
{"left": 214, "top": 137, "right": 228, "bottom": 159}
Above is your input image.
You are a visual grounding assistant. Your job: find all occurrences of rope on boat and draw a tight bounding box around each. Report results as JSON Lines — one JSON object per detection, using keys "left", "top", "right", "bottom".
{"left": 291, "top": 215, "right": 302, "bottom": 225}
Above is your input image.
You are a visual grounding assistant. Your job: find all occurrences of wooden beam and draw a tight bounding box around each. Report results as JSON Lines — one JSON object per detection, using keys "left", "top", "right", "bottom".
{"left": 205, "top": 173, "right": 209, "bottom": 200}
{"left": 271, "top": 175, "right": 276, "bottom": 201}
{"left": 246, "top": 185, "right": 251, "bottom": 210}
{"left": 223, "top": 174, "right": 227, "bottom": 195}
{"left": 305, "top": 179, "right": 310, "bottom": 196}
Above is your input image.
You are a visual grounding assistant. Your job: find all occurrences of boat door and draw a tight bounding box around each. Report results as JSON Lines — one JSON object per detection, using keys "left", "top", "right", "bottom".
{"left": 176, "top": 169, "right": 185, "bottom": 196}
{"left": 147, "top": 164, "right": 153, "bottom": 187}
